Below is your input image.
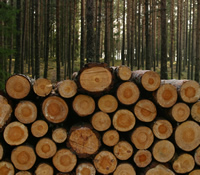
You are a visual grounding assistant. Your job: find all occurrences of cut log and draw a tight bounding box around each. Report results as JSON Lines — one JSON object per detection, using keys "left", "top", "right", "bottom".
{"left": 36, "top": 138, "right": 57, "bottom": 159}
{"left": 152, "top": 140, "right": 175, "bottom": 163}
{"left": 116, "top": 81, "right": 140, "bottom": 105}
{"left": 152, "top": 119, "right": 173, "bottom": 139}
{"left": 145, "top": 164, "right": 175, "bottom": 175}
{"left": 113, "top": 140, "right": 133, "bottom": 160}
{"left": 76, "top": 63, "right": 113, "bottom": 94}
{"left": 52, "top": 148, "right": 77, "bottom": 173}
{"left": 0, "top": 143, "right": 3, "bottom": 160}
{"left": 15, "top": 171, "right": 32, "bottom": 175}
{"left": 11, "top": 145, "right": 36, "bottom": 171}
{"left": 5, "top": 74, "right": 32, "bottom": 99}
{"left": 134, "top": 99, "right": 157, "bottom": 122}
{"left": 161, "top": 79, "right": 200, "bottom": 103}
{"left": 0, "top": 95, "right": 12, "bottom": 130}
{"left": 35, "top": 163, "right": 54, "bottom": 175}
{"left": 102, "top": 129, "right": 120, "bottom": 147}
{"left": 0, "top": 161, "right": 15, "bottom": 175}
{"left": 52, "top": 128, "right": 67, "bottom": 143}
{"left": 132, "top": 70, "right": 161, "bottom": 91}
{"left": 98, "top": 94, "right": 118, "bottom": 113}
{"left": 72, "top": 94, "right": 95, "bottom": 117}
{"left": 14, "top": 101, "right": 37, "bottom": 124}
{"left": 168, "top": 102, "right": 190, "bottom": 122}
{"left": 57, "top": 80, "right": 77, "bottom": 98}
{"left": 113, "top": 109, "right": 136, "bottom": 132}
{"left": 31, "top": 120, "right": 48, "bottom": 138}
{"left": 33, "top": 78, "right": 52, "bottom": 97}
{"left": 68, "top": 125, "right": 100, "bottom": 158}
{"left": 189, "top": 170, "right": 200, "bottom": 175}
{"left": 175, "top": 120, "right": 200, "bottom": 151}
{"left": 194, "top": 146, "right": 200, "bottom": 166}
{"left": 112, "top": 65, "right": 132, "bottom": 81}
{"left": 153, "top": 83, "right": 177, "bottom": 108}
{"left": 133, "top": 149, "right": 152, "bottom": 168}
{"left": 76, "top": 162, "right": 96, "bottom": 175}
{"left": 191, "top": 101, "right": 200, "bottom": 122}
{"left": 93, "top": 150, "right": 117, "bottom": 174}
{"left": 172, "top": 153, "right": 195, "bottom": 174}
{"left": 91, "top": 111, "right": 111, "bottom": 131}
{"left": 131, "top": 126, "right": 154, "bottom": 149}
{"left": 3, "top": 121, "right": 28, "bottom": 146}
{"left": 113, "top": 163, "right": 136, "bottom": 175}
{"left": 42, "top": 96, "right": 68, "bottom": 123}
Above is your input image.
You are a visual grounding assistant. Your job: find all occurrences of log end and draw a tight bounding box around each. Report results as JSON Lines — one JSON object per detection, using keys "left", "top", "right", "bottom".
{"left": 133, "top": 149, "right": 152, "bottom": 168}
{"left": 0, "top": 161, "right": 15, "bottom": 175}
{"left": 76, "top": 162, "right": 96, "bottom": 175}
{"left": 52, "top": 128, "right": 67, "bottom": 143}
{"left": 31, "top": 120, "right": 48, "bottom": 138}
{"left": 33, "top": 78, "right": 52, "bottom": 97}
{"left": 102, "top": 129, "right": 120, "bottom": 147}
{"left": 35, "top": 163, "right": 54, "bottom": 175}
{"left": 113, "top": 163, "right": 136, "bottom": 175}
{"left": 57, "top": 80, "right": 77, "bottom": 98}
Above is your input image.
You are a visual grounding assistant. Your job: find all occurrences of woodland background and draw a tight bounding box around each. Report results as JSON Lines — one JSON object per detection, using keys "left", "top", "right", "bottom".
{"left": 0, "top": 0, "right": 200, "bottom": 90}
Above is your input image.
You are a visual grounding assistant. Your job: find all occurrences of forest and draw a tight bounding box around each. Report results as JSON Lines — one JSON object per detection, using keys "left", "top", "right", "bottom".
{"left": 0, "top": 0, "right": 200, "bottom": 90}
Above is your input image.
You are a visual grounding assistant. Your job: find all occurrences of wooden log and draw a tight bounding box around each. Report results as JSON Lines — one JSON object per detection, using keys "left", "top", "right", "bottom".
{"left": 168, "top": 102, "right": 190, "bottom": 122}
{"left": 93, "top": 150, "right": 117, "bottom": 174}
{"left": 145, "top": 164, "right": 175, "bottom": 175}
{"left": 102, "top": 129, "right": 120, "bottom": 147}
{"left": 131, "top": 70, "right": 161, "bottom": 91}
{"left": 152, "top": 119, "right": 173, "bottom": 139}
{"left": 16, "top": 171, "right": 32, "bottom": 175}
{"left": 52, "top": 148, "right": 77, "bottom": 173}
{"left": 76, "top": 162, "right": 96, "bottom": 175}
{"left": 194, "top": 146, "right": 200, "bottom": 166}
{"left": 189, "top": 170, "right": 200, "bottom": 175}
{"left": 0, "top": 161, "right": 15, "bottom": 175}
{"left": 113, "top": 109, "right": 136, "bottom": 132}
{"left": 113, "top": 163, "right": 136, "bottom": 175}
{"left": 5, "top": 74, "right": 32, "bottom": 99}
{"left": 31, "top": 120, "right": 48, "bottom": 138}
{"left": 172, "top": 153, "right": 195, "bottom": 174}
{"left": 3, "top": 121, "right": 28, "bottom": 146}
{"left": 91, "top": 111, "right": 111, "bottom": 131}
{"left": 76, "top": 63, "right": 113, "bottom": 94}
{"left": 0, "top": 143, "right": 3, "bottom": 160}
{"left": 131, "top": 126, "right": 154, "bottom": 149}
{"left": 52, "top": 127, "right": 67, "bottom": 143}
{"left": 35, "top": 163, "right": 54, "bottom": 175}
{"left": 116, "top": 81, "right": 140, "bottom": 105}
{"left": 36, "top": 138, "right": 57, "bottom": 159}
{"left": 0, "top": 95, "right": 12, "bottom": 130}
{"left": 57, "top": 80, "right": 77, "bottom": 98}
{"left": 191, "top": 101, "right": 200, "bottom": 122}
{"left": 175, "top": 120, "right": 200, "bottom": 151}
{"left": 161, "top": 79, "right": 200, "bottom": 103}
{"left": 33, "top": 78, "right": 52, "bottom": 97}
{"left": 133, "top": 149, "right": 152, "bottom": 168}
{"left": 153, "top": 83, "right": 177, "bottom": 108}
{"left": 113, "top": 140, "right": 133, "bottom": 160}
{"left": 14, "top": 101, "right": 37, "bottom": 124}
{"left": 134, "top": 99, "right": 157, "bottom": 122}
{"left": 98, "top": 94, "right": 118, "bottom": 113}
{"left": 11, "top": 145, "right": 36, "bottom": 171}
{"left": 68, "top": 125, "right": 101, "bottom": 158}
{"left": 72, "top": 94, "right": 95, "bottom": 117}
{"left": 111, "top": 65, "right": 132, "bottom": 81}
{"left": 152, "top": 140, "right": 175, "bottom": 163}
{"left": 42, "top": 96, "right": 69, "bottom": 123}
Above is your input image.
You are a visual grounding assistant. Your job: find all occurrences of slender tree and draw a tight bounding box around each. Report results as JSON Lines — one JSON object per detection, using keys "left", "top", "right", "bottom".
{"left": 14, "top": 0, "right": 21, "bottom": 74}
{"left": 188, "top": 0, "right": 192, "bottom": 79}
{"left": 195, "top": 0, "right": 200, "bottom": 82}
{"left": 160, "top": 0, "right": 167, "bottom": 79}
{"left": 131, "top": 0, "right": 135, "bottom": 70}
{"left": 56, "top": 0, "right": 60, "bottom": 81}
{"left": 86, "top": 0, "right": 95, "bottom": 62}
{"left": 137, "top": 0, "right": 141, "bottom": 69}
{"left": 121, "top": 0, "right": 125, "bottom": 65}
{"left": 80, "top": 0, "right": 85, "bottom": 68}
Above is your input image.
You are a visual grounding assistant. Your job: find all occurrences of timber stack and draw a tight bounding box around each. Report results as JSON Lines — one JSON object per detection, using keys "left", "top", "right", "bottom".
{"left": 0, "top": 62, "right": 200, "bottom": 175}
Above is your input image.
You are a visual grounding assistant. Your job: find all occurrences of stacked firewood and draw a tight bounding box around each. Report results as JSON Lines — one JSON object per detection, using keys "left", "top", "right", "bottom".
{"left": 0, "top": 62, "right": 200, "bottom": 175}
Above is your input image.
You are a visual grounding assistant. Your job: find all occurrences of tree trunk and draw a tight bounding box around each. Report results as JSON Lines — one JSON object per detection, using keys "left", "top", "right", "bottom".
{"left": 56, "top": 0, "right": 60, "bottom": 81}
{"left": 80, "top": 0, "right": 85, "bottom": 68}
{"left": 121, "top": 0, "right": 125, "bottom": 65}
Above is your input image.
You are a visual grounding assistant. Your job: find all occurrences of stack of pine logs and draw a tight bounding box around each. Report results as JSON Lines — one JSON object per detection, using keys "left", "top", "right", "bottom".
{"left": 0, "top": 62, "right": 200, "bottom": 175}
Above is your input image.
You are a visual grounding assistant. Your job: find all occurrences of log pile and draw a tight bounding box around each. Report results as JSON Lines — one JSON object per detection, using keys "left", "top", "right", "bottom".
{"left": 0, "top": 62, "right": 200, "bottom": 174}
